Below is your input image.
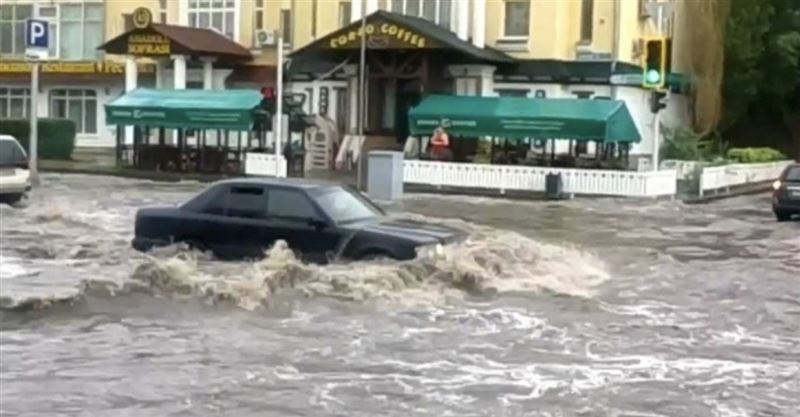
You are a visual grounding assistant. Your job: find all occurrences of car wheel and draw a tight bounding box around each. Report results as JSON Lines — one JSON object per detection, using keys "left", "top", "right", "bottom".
{"left": 775, "top": 211, "right": 791, "bottom": 222}
{"left": 1, "top": 193, "right": 24, "bottom": 206}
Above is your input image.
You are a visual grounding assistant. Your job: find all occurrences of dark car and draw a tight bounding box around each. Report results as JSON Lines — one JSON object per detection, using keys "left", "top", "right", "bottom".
{"left": 132, "top": 178, "right": 464, "bottom": 262}
{"left": 772, "top": 163, "right": 800, "bottom": 222}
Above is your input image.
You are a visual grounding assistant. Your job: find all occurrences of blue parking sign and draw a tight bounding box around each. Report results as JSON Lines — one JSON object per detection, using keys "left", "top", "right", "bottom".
{"left": 26, "top": 19, "right": 49, "bottom": 49}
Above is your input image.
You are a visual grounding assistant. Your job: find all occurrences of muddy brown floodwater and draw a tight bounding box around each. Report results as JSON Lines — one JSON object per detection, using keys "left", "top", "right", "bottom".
{"left": 1, "top": 174, "right": 798, "bottom": 417}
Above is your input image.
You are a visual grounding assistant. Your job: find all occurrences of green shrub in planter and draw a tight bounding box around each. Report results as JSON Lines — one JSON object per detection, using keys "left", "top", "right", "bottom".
{"left": 726, "top": 147, "right": 785, "bottom": 163}
{"left": 0, "top": 118, "right": 75, "bottom": 160}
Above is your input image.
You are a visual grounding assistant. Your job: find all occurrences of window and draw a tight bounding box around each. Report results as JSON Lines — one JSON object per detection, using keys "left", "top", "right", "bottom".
{"left": 267, "top": 189, "right": 317, "bottom": 219}
{"left": 0, "top": 88, "right": 30, "bottom": 119}
{"left": 280, "top": 9, "right": 292, "bottom": 46}
{"left": 580, "top": 0, "right": 593, "bottom": 42}
{"left": 123, "top": 14, "right": 134, "bottom": 32}
{"left": 495, "top": 89, "right": 528, "bottom": 97}
{"left": 572, "top": 91, "right": 594, "bottom": 99}
{"left": 784, "top": 167, "right": 800, "bottom": 181}
{"left": 50, "top": 89, "right": 98, "bottom": 134}
{"left": 39, "top": 6, "right": 59, "bottom": 58}
{"left": 0, "top": 139, "right": 27, "bottom": 167}
{"left": 339, "top": 2, "right": 351, "bottom": 28}
{"left": 0, "top": 4, "right": 32, "bottom": 57}
{"left": 255, "top": 0, "right": 265, "bottom": 30}
{"left": 314, "top": 187, "right": 382, "bottom": 224}
{"left": 188, "top": 0, "right": 236, "bottom": 39}
{"left": 504, "top": 0, "right": 530, "bottom": 37}
{"left": 59, "top": 3, "right": 103, "bottom": 60}
{"left": 390, "top": 0, "right": 452, "bottom": 30}
{"left": 225, "top": 186, "right": 266, "bottom": 218}
{"left": 159, "top": 0, "right": 168, "bottom": 23}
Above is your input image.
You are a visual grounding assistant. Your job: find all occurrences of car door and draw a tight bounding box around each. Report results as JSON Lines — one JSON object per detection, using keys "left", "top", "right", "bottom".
{"left": 263, "top": 186, "right": 343, "bottom": 263}
{"left": 202, "top": 185, "right": 276, "bottom": 260}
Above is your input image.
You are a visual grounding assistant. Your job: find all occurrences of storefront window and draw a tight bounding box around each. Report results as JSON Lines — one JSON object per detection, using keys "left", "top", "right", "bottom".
{"left": 0, "top": 88, "right": 30, "bottom": 119}
{"left": 504, "top": 0, "right": 530, "bottom": 38}
{"left": 188, "top": 0, "right": 236, "bottom": 39}
{"left": 50, "top": 89, "right": 98, "bottom": 134}
{"left": 390, "top": 0, "right": 452, "bottom": 30}
{"left": 0, "top": 4, "right": 32, "bottom": 57}
{"left": 59, "top": 3, "right": 103, "bottom": 60}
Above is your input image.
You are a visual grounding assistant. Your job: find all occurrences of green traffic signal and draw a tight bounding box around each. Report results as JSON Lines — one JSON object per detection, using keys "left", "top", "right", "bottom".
{"left": 642, "top": 38, "right": 667, "bottom": 89}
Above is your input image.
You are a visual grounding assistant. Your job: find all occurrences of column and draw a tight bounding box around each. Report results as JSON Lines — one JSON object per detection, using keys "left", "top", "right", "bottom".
{"left": 172, "top": 55, "right": 187, "bottom": 89}
{"left": 155, "top": 59, "right": 166, "bottom": 89}
{"left": 472, "top": 0, "right": 486, "bottom": 48}
{"left": 125, "top": 56, "right": 138, "bottom": 92}
{"left": 456, "top": 0, "right": 469, "bottom": 42}
{"left": 351, "top": 0, "right": 363, "bottom": 22}
{"left": 201, "top": 57, "right": 215, "bottom": 90}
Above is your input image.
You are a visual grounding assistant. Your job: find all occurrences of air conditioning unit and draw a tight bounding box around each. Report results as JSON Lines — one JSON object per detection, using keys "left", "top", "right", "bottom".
{"left": 255, "top": 30, "right": 276, "bottom": 47}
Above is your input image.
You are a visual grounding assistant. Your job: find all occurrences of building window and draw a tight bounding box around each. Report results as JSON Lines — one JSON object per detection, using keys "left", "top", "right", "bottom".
{"left": 339, "top": 2, "right": 351, "bottom": 28}
{"left": 59, "top": 3, "right": 103, "bottom": 60}
{"left": 503, "top": 0, "right": 530, "bottom": 38}
{"left": 0, "top": 88, "right": 30, "bottom": 119}
{"left": 50, "top": 89, "right": 98, "bottom": 135}
{"left": 389, "top": 0, "right": 452, "bottom": 30}
{"left": 159, "top": 0, "right": 168, "bottom": 23}
{"left": 580, "top": 0, "right": 593, "bottom": 42}
{"left": 280, "top": 9, "right": 292, "bottom": 46}
{"left": 0, "top": 4, "right": 33, "bottom": 57}
{"left": 495, "top": 89, "right": 528, "bottom": 97}
{"left": 255, "top": 0, "right": 265, "bottom": 30}
{"left": 123, "top": 13, "right": 134, "bottom": 32}
{"left": 188, "top": 0, "right": 236, "bottom": 39}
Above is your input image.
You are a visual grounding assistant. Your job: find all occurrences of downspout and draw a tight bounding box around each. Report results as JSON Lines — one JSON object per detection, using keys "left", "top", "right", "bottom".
{"left": 611, "top": 0, "right": 621, "bottom": 100}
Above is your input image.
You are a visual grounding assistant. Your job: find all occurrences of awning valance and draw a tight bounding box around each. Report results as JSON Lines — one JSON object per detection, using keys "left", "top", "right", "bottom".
{"left": 105, "top": 88, "right": 262, "bottom": 130}
{"left": 408, "top": 95, "right": 642, "bottom": 143}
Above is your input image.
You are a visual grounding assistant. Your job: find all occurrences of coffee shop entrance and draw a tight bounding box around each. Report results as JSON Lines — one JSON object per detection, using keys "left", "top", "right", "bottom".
{"left": 290, "top": 11, "right": 514, "bottom": 145}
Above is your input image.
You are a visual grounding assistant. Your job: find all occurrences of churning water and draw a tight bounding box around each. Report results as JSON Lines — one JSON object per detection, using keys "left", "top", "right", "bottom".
{"left": 0, "top": 174, "right": 798, "bottom": 417}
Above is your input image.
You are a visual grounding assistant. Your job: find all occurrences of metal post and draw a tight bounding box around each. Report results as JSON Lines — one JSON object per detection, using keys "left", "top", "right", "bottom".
{"left": 275, "top": 29, "right": 284, "bottom": 177}
{"left": 653, "top": 5, "right": 664, "bottom": 172}
{"left": 356, "top": 0, "right": 367, "bottom": 190}
{"left": 29, "top": 62, "right": 39, "bottom": 186}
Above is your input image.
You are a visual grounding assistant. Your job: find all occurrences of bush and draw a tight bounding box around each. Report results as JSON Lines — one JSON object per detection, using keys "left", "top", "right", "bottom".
{"left": 0, "top": 118, "right": 75, "bottom": 160}
{"left": 726, "top": 147, "right": 786, "bottom": 163}
{"left": 661, "top": 127, "right": 702, "bottom": 161}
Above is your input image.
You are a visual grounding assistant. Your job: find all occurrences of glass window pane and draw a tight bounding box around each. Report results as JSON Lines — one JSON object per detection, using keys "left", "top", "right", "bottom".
{"left": 189, "top": 12, "right": 197, "bottom": 27}
{"left": 52, "top": 98, "right": 66, "bottom": 118}
{"left": 226, "top": 187, "right": 266, "bottom": 218}
{"left": 199, "top": 12, "right": 209, "bottom": 29}
{"left": 83, "top": 22, "right": 102, "bottom": 59}
{"left": 212, "top": 11, "right": 223, "bottom": 32}
{"left": 68, "top": 99, "right": 83, "bottom": 133}
{"left": 13, "top": 21, "right": 24, "bottom": 55}
{"left": 0, "top": 88, "right": 6, "bottom": 94}
{"left": 85, "top": 99, "right": 97, "bottom": 134}
{"left": 0, "top": 5, "right": 12, "bottom": 20}
{"left": 224, "top": 12, "right": 234, "bottom": 37}
{"left": 189, "top": 0, "right": 198, "bottom": 8}
{"left": 406, "top": 0, "right": 419, "bottom": 16}
{"left": 10, "top": 98, "right": 25, "bottom": 118}
{"left": 0, "top": 99, "right": 7, "bottom": 119}
{"left": 48, "top": 23, "right": 58, "bottom": 57}
{"left": 159, "top": 0, "right": 168, "bottom": 9}
{"left": 422, "top": 0, "right": 436, "bottom": 21}
{"left": 256, "top": 0, "right": 264, "bottom": 7}
{"left": 267, "top": 189, "right": 316, "bottom": 219}
{"left": 390, "top": 0, "right": 403, "bottom": 13}
{"left": 505, "top": 1, "right": 530, "bottom": 36}
{"left": 61, "top": 4, "right": 82, "bottom": 20}
{"left": 199, "top": 0, "right": 210, "bottom": 8}
{"left": 212, "top": 0, "right": 223, "bottom": 6}
{"left": 39, "top": 7, "right": 57, "bottom": 18}
{"left": 15, "top": 5, "right": 32, "bottom": 19}
{"left": 10, "top": 88, "right": 26, "bottom": 96}
{"left": 255, "top": 10, "right": 263, "bottom": 29}
{"left": 60, "top": 22, "right": 82, "bottom": 59}
{"left": 86, "top": 5, "right": 103, "bottom": 21}
{"left": 0, "top": 23, "right": 12, "bottom": 54}
{"left": 225, "top": 0, "right": 235, "bottom": 7}
{"left": 438, "top": 0, "right": 451, "bottom": 28}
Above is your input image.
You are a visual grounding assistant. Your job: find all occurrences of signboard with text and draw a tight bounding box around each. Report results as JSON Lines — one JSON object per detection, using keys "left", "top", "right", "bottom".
{"left": 25, "top": 19, "right": 49, "bottom": 60}
{"left": 0, "top": 61, "right": 156, "bottom": 75}
{"left": 327, "top": 20, "right": 439, "bottom": 50}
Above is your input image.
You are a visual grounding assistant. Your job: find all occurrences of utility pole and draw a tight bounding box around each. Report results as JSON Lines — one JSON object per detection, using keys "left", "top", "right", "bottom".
{"left": 29, "top": 62, "right": 39, "bottom": 186}
{"left": 356, "top": 0, "right": 367, "bottom": 190}
{"left": 275, "top": 28, "right": 284, "bottom": 177}
{"left": 652, "top": 5, "right": 663, "bottom": 172}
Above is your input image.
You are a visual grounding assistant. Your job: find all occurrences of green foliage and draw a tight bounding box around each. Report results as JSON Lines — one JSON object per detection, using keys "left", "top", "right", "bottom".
{"left": 0, "top": 118, "right": 76, "bottom": 160}
{"left": 662, "top": 128, "right": 729, "bottom": 162}
{"left": 726, "top": 147, "right": 786, "bottom": 163}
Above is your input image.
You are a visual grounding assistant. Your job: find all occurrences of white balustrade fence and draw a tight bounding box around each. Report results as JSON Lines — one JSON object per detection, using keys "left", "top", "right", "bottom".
{"left": 403, "top": 160, "right": 677, "bottom": 198}
{"left": 699, "top": 160, "right": 794, "bottom": 196}
{"left": 244, "top": 153, "right": 287, "bottom": 178}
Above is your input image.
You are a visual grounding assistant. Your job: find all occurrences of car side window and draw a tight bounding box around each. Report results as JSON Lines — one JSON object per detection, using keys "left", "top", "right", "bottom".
{"left": 266, "top": 188, "right": 318, "bottom": 220}
{"left": 225, "top": 186, "right": 267, "bottom": 219}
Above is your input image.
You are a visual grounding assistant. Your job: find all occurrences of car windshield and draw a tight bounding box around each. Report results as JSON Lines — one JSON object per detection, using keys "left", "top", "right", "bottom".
{"left": 784, "top": 166, "right": 800, "bottom": 181}
{"left": 0, "top": 140, "right": 27, "bottom": 167}
{"left": 314, "top": 186, "right": 383, "bottom": 224}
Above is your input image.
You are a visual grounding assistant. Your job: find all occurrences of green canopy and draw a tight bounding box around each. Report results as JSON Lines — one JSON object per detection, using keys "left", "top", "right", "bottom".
{"left": 409, "top": 95, "right": 641, "bottom": 143}
{"left": 105, "top": 88, "right": 262, "bottom": 130}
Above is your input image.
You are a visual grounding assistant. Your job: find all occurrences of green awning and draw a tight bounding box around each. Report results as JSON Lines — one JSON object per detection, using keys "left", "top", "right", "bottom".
{"left": 409, "top": 95, "right": 642, "bottom": 143}
{"left": 105, "top": 88, "right": 262, "bottom": 130}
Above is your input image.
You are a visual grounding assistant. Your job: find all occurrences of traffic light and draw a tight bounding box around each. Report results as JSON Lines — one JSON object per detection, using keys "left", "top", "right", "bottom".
{"left": 650, "top": 90, "right": 668, "bottom": 114}
{"left": 642, "top": 37, "right": 667, "bottom": 89}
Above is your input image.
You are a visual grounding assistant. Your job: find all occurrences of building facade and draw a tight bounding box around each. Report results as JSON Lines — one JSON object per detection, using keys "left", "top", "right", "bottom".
{"left": 0, "top": 0, "right": 690, "bottom": 160}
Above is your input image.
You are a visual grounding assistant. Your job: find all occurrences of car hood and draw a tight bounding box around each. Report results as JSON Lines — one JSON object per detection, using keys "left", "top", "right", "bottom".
{"left": 349, "top": 218, "right": 465, "bottom": 245}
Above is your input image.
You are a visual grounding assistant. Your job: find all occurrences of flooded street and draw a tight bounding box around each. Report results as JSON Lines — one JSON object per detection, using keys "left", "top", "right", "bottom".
{"left": 1, "top": 174, "right": 798, "bottom": 417}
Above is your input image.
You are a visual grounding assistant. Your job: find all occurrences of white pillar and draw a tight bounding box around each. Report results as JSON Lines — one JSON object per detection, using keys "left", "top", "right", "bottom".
{"left": 125, "top": 56, "right": 138, "bottom": 92}
{"left": 173, "top": 55, "right": 187, "bottom": 89}
{"left": 472, "top": 0, "right": 486, "bottom": 48}
{"left": 351, "top": 0, "right": 363, "bottom": 22}
{"left": 365, "top": 0, "right": 378, "bottom": 14}
{"left": 155, "top": 59, "right": 166, "bottom": 89}
{"left": 201, "top": 57, "right": 215, "bottom": 90}
{"left": 456, "top": 0, "right": 470, "bottom": 42}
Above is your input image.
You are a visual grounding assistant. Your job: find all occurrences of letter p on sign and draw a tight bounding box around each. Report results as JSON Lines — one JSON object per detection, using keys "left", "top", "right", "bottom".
{"left": 26, "top": 19, "right": 49, "bottom": 49}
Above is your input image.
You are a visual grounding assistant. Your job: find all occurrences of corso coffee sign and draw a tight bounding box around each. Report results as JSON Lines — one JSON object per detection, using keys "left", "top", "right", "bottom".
{"left": 127, "top": 34, "right": 171, "bottom": 55}
{"left": 329, "top": 22, "right": 432, "bottom": 49}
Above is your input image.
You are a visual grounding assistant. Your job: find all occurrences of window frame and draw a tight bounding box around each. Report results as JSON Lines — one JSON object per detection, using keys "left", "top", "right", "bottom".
{"left": 264, "top": 186, "right": 327, "bottom": 223}
{"left": 387, "top": 0, "right": 454, "bottom": 30}
{"left": 57, "top": 2, "right": 103, "bottom": 61}
{"left": 0, "top": 87, "right": 31, "bottom": 119}
{"left": 579, "top": 0, "right": 594, "bottom": 43}
{"left": 0, "top": 3, "right": 34, "bottom": 58}
{"left": 187, "top": 0, "right": 237, "bottom": 40}
{"left": 338, "top": 1, "right": 351, "bottom": 28}
{"left": 501, "top": 0, "right": 531, "bottom": 39}
{"left": 49, "top": 88, "right": 99, "bottom": 135}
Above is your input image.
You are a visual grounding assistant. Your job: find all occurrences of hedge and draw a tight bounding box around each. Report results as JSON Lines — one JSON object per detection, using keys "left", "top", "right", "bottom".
{"left": 0, "top": 118, "right": 75, "bottom": 160}
{"left": 726, "top": 147, "right": 786, "bottom": 164}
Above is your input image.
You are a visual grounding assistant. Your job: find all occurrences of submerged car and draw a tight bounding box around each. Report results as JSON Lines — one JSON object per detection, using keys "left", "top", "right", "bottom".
{"left": 133, "top": 178, "right": 464, "bottom": 262}
{"left": 0, "top": 134, "right": 31, "bottom": 206}
{"left": 772, "top": 163, "right": 800, "bottom": 222}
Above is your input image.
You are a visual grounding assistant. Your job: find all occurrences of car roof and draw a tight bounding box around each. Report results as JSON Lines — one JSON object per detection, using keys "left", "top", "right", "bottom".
{"left": 0, "top": 134, "right": 20, "bottom": 142}
{"left": 214, "top": 176, "right": 342, "bottom": 190}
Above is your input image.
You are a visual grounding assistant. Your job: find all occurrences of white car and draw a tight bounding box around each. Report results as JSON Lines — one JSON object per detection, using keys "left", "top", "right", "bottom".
{"left": 0, "top": 134, "right": 31, "bottom": 205}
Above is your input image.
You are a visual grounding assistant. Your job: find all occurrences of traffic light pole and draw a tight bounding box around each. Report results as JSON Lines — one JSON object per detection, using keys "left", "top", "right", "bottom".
{"left": 652, "top": 6, "right": 664, "bottom": 172}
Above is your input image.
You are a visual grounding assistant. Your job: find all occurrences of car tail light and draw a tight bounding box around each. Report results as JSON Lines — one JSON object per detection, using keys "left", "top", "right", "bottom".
{"left": 773, "top": 180, "right": 782, "bottom": 190}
